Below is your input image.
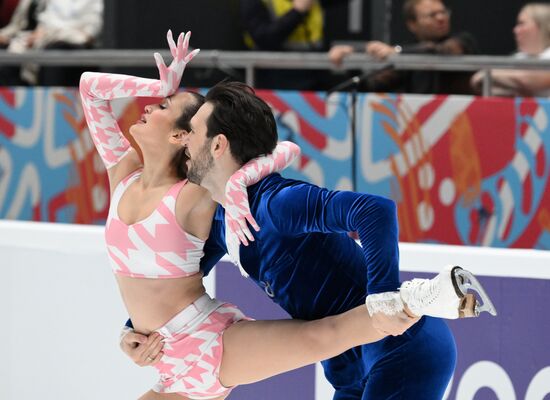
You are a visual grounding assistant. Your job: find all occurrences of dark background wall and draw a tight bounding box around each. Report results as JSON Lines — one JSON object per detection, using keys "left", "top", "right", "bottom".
{"left": 103, "top": 0, "right": 245, "bottom": 50}
{"left": 102, "top": 0, "right": 247, "bottom": 85}
{"left": 102, "top": 0, "right": 545, "bottom": 55}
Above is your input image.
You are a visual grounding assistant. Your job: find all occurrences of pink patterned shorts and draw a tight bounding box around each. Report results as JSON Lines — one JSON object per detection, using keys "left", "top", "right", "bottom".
{"left": 152, "top": 294, "right": 249, "bottom": 399}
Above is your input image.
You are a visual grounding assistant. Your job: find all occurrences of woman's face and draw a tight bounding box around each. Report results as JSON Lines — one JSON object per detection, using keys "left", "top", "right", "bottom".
{"left": 514, "top": 9, "right": 543, "bottom": 55}
{"left": 129, "top": 92, "right": 193, "bottom": 147}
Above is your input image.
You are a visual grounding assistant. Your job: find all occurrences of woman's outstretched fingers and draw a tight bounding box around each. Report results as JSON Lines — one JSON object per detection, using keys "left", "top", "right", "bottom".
{"left": 167, "top": 30, "right": 177, "bottom": 58}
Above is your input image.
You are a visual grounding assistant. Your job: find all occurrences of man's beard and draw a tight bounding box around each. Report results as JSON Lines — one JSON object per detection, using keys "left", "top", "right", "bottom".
{"left": 187, "top": 141, "right": 214, "bottom": 185}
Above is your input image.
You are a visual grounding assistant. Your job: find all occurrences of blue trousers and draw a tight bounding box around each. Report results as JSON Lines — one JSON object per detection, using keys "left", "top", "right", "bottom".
{"left": 322, "top": 317, "right": 457, "bottom": 400}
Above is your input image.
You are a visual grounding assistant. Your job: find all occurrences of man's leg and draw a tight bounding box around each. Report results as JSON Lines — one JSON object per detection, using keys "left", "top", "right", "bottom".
{"left": 321, "top": 347, "right": 366, "bottom": 400}
{"left": 333, "top": 385, "right": 365, "bottom": 400}
{"left": 361, "top": 317, "right": 456, "bottom": 400}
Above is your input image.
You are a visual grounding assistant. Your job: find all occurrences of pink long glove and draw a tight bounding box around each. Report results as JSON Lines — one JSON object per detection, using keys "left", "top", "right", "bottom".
{"left": 79, "top": 30, "right": 199, "bottom": 169}
{"left": 225, "top": 141, "right": 301, "bottom": 246}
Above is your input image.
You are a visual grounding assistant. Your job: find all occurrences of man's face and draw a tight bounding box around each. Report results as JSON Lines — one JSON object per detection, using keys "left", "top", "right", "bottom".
{"left": 408, "top": 0, "right": 450, "bottom": 42}
{"left": 185, "top": 102, "right": 215, "bottom": 185}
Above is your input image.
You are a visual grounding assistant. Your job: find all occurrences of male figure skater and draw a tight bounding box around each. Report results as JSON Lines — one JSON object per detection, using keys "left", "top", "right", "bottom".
{"left": 124, "top": 81, "right": 495, "bottom": 399}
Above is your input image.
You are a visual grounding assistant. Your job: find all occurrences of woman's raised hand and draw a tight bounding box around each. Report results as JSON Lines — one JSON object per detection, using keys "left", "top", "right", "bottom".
{"left": 154, "top": 30, "right": 200, "bottom": 97}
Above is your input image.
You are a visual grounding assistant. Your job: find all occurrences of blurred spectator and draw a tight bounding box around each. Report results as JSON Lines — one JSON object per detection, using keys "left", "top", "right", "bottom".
{"left": 240, "top": 0, "right": 344, "bottom": 90}
{"left": 0, "top": 0, "right": 19, "bottom": 28}
{"left": 471, "top": 3, "right": 550, "bottom": 97}
{"left": 329, "top": 0, "right": 478, "bottom": 94}
{"left": 0, "top": 0, "right": 103, "bottom": 86}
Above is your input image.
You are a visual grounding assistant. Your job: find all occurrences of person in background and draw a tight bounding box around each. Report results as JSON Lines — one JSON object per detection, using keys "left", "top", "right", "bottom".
{"left": 329, "top": 0, "right": 478, "bottom": 94}
{"left": 0, "top": 0, "right": 103, "bottom": 86}
{"left": 0, "top": 0, "right": 19, "bottom": 28}
{"left": 240, "top": 0, "right": 344, "bottom": 90}
{"left": 471, "top": 3, "right": 550, "bottom": 97}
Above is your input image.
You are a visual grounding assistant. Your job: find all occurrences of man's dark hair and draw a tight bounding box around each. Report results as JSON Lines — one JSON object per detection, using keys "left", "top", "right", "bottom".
{"left": 171, "top": 91, "right": 206, "bottom": 179}
{"left": 205, "top": 81, "right": 278, "bottom": 165}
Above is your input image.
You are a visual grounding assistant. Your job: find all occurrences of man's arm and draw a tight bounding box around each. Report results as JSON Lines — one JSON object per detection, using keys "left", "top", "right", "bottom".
{"left": 267, "top": 183, "right": 400, "bottom": 294}
{"left": 119, "top": 330, "right": 165, "bottom": 367}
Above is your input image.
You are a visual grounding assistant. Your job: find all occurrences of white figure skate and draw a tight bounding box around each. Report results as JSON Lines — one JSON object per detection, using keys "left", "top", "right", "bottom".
{"left": 400, "top": 265, "right": 497, "bottom": 319}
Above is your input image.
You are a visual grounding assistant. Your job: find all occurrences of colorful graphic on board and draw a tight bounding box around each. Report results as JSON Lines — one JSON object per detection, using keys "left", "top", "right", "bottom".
{"left": 1, "top": 88, "right": 549, "bottom": 249}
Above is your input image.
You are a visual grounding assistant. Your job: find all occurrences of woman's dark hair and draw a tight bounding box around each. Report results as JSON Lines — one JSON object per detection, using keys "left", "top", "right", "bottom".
{"left": 170, "top": 91, "right": 206, "bottom": 179}
{"left": 205, "top": 81, "right": 277, "bottom": 165}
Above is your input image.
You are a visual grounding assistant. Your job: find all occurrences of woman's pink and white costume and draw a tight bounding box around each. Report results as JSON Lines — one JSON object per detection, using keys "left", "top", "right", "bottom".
{"left": 106, "top": 170, "right": 204, "bottom": 278}
{"left": 153, "top": 294, "right": 249, "bottom": 399}
{"left": 80, "top": 31, "right": 300, "bottom": 399}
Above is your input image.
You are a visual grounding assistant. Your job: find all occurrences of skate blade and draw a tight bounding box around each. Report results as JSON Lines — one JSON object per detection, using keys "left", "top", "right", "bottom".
{"left": 453, "top": 267, "right": 498, "bottom": 317}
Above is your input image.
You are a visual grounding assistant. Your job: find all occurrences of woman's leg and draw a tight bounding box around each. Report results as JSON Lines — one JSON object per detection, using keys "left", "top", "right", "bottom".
{"left": 138, "top": 390, "right": 186, "bottom": 399}
{"left": 219, "top": 305, "right": 414, "bottom": 387}
{"left": 138, "top": 390, "right": 226, "bottom": 400}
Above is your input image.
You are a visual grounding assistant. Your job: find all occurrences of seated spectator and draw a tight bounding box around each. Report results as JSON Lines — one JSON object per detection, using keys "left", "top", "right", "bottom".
{"left": 240, "top": 0, "right": 344, "bottom": 90}
{"left": 471, "top": 3, "right": 550, "bottom": 97}
{"left": 329, "top": 0, "right": 478, "bottom": 94}
{"left": 0, "top": 0, "right": 103, "bottom": 86}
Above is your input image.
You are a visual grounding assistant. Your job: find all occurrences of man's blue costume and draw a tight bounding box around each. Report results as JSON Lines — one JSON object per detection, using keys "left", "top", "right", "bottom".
{"left": 201, "top": 173, "right": 456, "bottom": 399}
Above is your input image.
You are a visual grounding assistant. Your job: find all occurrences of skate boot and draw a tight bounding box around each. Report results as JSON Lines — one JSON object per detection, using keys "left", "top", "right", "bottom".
{"left": 400, "top": 265, "right": 497, "bottom": 319}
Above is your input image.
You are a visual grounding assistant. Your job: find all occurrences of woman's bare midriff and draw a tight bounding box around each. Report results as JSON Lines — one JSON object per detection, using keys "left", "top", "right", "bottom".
{"left": 117, "top": 272, "right": 206, "bottom": 334}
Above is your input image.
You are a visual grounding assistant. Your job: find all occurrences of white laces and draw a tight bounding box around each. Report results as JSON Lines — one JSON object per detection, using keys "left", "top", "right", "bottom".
{"left": 402, "top": 278, "right": 441, "bottom": 309}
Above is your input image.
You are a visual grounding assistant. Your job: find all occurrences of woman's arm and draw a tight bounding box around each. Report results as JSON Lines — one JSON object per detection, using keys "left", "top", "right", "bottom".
{"left": 490, "top": 69, "right": 550, "bottom": 97}
{"left": 472, "top": 68, "right": 550, "bottom": 97}
{"left": 79, "top": 30, "right": 198, "bottom": 190}
{"left": 225, "top": 141, "right": 301, "bottom": 245}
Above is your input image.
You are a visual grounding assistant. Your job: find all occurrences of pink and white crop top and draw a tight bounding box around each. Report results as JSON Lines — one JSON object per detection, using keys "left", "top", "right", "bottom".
{"left": 105, "top": 170, "right": 204, "bottom": 279}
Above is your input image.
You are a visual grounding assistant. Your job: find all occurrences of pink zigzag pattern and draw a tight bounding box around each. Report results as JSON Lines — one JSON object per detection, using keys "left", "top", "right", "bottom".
{"left": 224, "top": 141, "right": 301, "bottom": 258}
{"left": 153, "top": 302, "right": 248, "bottom": 399}
{"left": 105, "top": 175, "right": 204, "bottom": 279}
{"left": 79, "top": 31, "right": 196, "bottom": 169}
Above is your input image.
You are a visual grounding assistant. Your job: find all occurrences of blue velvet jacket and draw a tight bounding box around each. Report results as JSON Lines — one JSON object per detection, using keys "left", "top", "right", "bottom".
{"left": 200, "top": 173, "right": 400, "bottom": 320}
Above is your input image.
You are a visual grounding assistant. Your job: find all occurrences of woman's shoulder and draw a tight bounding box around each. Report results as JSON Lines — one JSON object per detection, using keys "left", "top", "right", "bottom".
{"left": 173, "top": 182, "right": 216, "bottom": 240}
{"left": 175, "top": 181, "right": 210, "bottom": 210}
